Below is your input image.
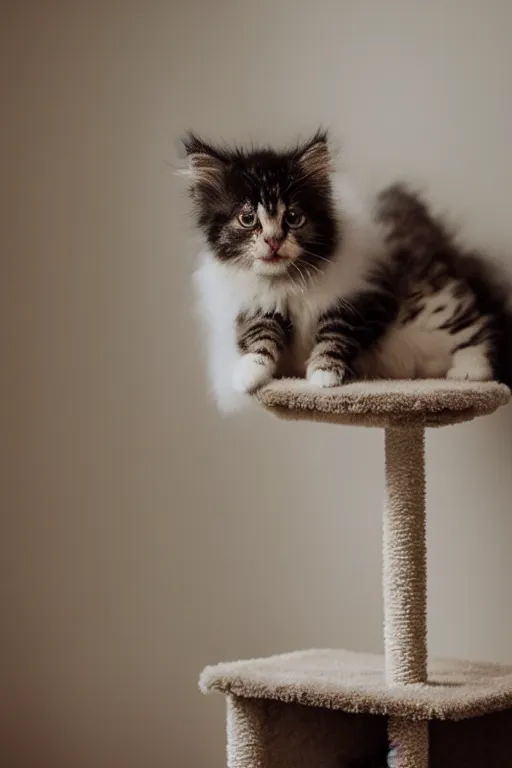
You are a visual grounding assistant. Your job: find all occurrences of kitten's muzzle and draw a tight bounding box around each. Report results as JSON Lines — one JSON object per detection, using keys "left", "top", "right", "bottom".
{"left": 259, "top": 235, "right": 287, "bottom": 262}
{"left": 264, "top": 235, "right": 284, "bottom": 252}
{"left": 258, "top": 251, "right": 287, "bottom": 263}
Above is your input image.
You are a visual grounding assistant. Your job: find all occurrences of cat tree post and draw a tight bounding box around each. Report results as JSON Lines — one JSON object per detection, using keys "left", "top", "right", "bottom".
{"left": 200, "top": 379, "right": 512, "bottom": 768}
{"left": 383, "top": 426, "right": 428, "bottom": 768}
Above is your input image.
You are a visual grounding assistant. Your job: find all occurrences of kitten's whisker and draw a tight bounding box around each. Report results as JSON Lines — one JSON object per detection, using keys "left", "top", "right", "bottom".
{"left": 291, "top": 262, "right": 307, "bottom": 287}
{"left": 302, "top": 237, "right": 334, "bottom": 247}
{"left": 339, "top": 298, "right": 365, "bottom": 322}
{"left": 298, "top": 258, "right": 328, "bottom": 284}
{"left": 287, "top": 273, "right": 304, "bottom": 295}
{"left": 290, "top": 261, "right": 309, "bottom": 292}
{"left": 301, "top": 249, "right": 333, "bottom": 265}
{"left": 305, "top": 262, "right": 322, "bottom": 276}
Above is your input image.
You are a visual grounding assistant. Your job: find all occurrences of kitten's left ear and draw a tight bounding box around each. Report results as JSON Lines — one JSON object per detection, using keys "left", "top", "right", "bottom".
{"left": 181, "top": 132, "right": 227, "bottom": 198}
{"left": 296, "top": 130, "right": 331, "bottom": 181}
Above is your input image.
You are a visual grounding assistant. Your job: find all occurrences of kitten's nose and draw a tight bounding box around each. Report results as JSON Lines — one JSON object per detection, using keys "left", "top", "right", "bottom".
{"left": 264, "top": 235, "right": 284, "bottom": 252}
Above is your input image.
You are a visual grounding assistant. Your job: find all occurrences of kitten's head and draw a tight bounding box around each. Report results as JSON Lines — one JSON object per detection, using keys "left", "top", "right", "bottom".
{"left": 182, "top": 131, "right": 339, "bottom": 279}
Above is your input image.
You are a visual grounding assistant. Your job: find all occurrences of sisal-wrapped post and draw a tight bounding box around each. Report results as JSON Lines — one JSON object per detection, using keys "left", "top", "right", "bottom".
{"left": 383, "top": 426, "right": 428, "bottom": 768}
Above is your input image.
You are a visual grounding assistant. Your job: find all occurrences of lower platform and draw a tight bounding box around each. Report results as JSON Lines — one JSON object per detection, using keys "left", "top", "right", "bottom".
{"left": 200, "top": 648, "right": 512, "bottom": 721}
{"left": 201, "top": 650, "right": 512, "bottom": 767}
{"left": 222, "top": 695, "right": 512, "bottom": 767}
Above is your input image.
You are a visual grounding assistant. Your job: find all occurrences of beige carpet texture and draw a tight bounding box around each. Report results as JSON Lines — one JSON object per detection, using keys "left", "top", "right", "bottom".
{"left": 200, "top": 649, "right": 512, "bottom": 721}
{"left": 255, "top": 377, "right": 510, "bottom": 427}
{"left": 200, "top": 378, "right": 512, "bottom": 768}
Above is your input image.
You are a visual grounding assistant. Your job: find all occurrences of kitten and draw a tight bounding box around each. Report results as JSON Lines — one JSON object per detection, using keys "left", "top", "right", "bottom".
{"left": 183, "top": 130, "right": 512, "bottom": 412}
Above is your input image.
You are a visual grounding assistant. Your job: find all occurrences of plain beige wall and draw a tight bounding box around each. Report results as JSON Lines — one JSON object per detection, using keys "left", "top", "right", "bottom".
{"left": 3, "top": 1, "right": 512, "bottom": 766}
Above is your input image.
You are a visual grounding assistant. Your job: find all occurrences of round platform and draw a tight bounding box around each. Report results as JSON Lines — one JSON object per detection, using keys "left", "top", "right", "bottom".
{"left": 255, "top": 378, "right": 510, "bottom": 428}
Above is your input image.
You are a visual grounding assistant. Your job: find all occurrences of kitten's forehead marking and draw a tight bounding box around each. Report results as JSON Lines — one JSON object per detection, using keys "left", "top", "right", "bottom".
{"left": 257, "top": 201, "right": 285, "bottom": 238}
{"left": 259, "top": 177, "right": 282, "bottom": 214}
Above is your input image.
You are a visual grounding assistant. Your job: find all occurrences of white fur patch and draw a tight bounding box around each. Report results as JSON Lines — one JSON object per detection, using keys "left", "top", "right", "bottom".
{"left": 257, "top": 202, "right": 285, "bottom": 239}
{"left": 232, "top": 353, "right": 275, "bottom": 393}
{"left": 307, "top": 367, "right": 345, "bottom": 388}
{"left": 363, "top": 283, "right": 486, "bottom": 380}
{"left": 447, "top": 345, "right": 493, "bottom": 381}
{"left": 252, "top": 256, "right": 291, "bottom": 278}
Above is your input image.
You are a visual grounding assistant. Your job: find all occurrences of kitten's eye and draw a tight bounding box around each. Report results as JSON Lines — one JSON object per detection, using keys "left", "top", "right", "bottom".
{"left": 285, "top": 209, "right": 306, "bottom": 229}
{"left": 238, "top": 209, "right": 257, "bottom": 228}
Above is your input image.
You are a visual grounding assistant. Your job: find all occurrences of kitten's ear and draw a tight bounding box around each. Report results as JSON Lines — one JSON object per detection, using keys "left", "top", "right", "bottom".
{"left": 181, "top": 132, "right": 227, "bottom": 198}
{"left": 296, "top": 130, "right": 331, "bottom": 181}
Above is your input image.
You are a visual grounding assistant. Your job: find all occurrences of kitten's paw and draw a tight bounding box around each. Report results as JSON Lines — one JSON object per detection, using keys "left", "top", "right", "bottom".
{"left": 307, "top": 366, "right": 345, "bottom": 388}
{"left": 446, "top": 366, "right": 492, "bottom": 382}
{"left": 232, "top": 354, "right": 275, "bottom": 393}
{"left": 446, "top": 348, "right": 493, "bottom": 382}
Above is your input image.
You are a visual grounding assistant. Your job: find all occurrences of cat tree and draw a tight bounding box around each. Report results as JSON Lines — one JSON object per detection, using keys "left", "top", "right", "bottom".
{"left": 200, "top": 378, "right": 512, "bottom": 768}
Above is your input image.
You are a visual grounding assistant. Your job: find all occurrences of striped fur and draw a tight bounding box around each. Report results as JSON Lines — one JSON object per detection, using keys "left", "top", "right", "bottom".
{"left": 233, "top": 311, "right": 293, "bottom": 393}
{"left": 308, "top": 289, "right": 398, "bottom": 384}
{"left": 237, "top": 310, "right": 292, "bottom": 363}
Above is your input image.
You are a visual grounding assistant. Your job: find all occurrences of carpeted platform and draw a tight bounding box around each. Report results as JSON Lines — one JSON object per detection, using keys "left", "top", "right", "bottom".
{"left": 200, "top": 649, "right": 512, "bottom": 721}
{"left": 255, "top": 378, "right": 510, "bottom": 427}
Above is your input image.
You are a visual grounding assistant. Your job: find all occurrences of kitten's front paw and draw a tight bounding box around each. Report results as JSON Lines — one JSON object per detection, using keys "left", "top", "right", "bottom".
{"left": 446, "top": 366, "right": 492, "bottom": 382}
{"left": 232, "top": 354, "right": 275, "bottom": 393}
{"left": 307, "top": 366, "right": 345, "bottom": 388}
{"left": 446, "top": 348, "right": 493, "bottom": 382}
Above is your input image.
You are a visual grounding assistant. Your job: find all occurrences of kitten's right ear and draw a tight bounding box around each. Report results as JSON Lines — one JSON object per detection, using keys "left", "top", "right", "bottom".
{"left": 181, "top": 132, "right": 227, "bottom": 198}
{"left": 296, "top": 129, "right": 332, "bottom": 182}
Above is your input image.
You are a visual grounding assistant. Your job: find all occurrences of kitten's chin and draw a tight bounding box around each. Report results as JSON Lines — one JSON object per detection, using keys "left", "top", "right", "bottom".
{"left": 252, "top": 257, "right": 291, "bottom": 278}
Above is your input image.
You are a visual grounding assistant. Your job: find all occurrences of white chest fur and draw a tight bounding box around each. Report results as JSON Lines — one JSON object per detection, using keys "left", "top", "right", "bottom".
{"left": 194, "top": 232, "right": 375, "bottom": 409}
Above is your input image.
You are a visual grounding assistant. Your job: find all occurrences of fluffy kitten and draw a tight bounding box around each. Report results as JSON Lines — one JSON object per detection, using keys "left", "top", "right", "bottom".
{"left": 183, "top": 130, "right": 512, "bottom": 412}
